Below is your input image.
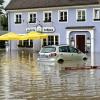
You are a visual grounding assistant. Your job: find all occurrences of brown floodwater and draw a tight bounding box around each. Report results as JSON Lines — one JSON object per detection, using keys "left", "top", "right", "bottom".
{"left": 0, "top": 49, "right": 100, "bottom": 100}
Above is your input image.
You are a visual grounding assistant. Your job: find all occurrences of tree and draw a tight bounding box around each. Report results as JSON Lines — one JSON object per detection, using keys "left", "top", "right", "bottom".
{"left": 0, "top": 0, "right": 8, "bottom": 30}
{"left": 0, "top": 0, "right": 4, "bottom": 14}
{"left": 0, "top": 14, "right": 8, "bottom": 30}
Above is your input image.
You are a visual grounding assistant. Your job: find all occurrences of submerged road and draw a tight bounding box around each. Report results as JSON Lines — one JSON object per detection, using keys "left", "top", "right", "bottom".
{"left": 0, "top": 49, "right": 100, "bottom": 100}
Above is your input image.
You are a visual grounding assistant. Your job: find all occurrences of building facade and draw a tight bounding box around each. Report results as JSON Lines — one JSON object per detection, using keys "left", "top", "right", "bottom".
{"left": 5, "top": 0, "right": 100, "bottom": 66}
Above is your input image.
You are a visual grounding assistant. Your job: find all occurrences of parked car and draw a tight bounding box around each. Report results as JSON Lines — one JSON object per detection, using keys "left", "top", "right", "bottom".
{"left": 37, "top": 45, "right": 88, "bottom": 64}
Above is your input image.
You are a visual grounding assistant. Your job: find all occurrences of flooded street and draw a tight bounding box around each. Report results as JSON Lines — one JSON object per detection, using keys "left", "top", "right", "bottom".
{"left": 0, "top": 49, "right": 100, "bottom": 100}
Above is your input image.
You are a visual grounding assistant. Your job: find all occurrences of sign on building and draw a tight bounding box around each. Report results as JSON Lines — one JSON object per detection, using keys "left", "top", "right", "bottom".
{"left": 43, "top": 27, "right": 55, "bottom": 33}
{"left": 26, "top": 26, "right": 55, "bottom": 33}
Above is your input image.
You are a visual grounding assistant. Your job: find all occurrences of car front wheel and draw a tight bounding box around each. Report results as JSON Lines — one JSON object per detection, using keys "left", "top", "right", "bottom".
{"left": 57, "top": 59, "right": 64, "bottom": 64}
{"left": 83, "top": 57, "right": 88, "bottom": 61}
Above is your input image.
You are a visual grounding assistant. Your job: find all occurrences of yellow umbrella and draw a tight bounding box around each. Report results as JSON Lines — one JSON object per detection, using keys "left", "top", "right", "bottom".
{"left": 0, "top": 35, "right": 9, "bottom": 40}
{"left": 28, "top": 31, "right": 41, "bottom": 35}
{"left": 26, "top": 31, "right": 48, "bottom": 40}
{"left": 0, "top": 32, "right": 28, "bottom": 40}
{"left": 0, "top": 31, "right": 48, "bottom": 40}
{"left": 16, "top": 34, "right": 28, "bottom": 40}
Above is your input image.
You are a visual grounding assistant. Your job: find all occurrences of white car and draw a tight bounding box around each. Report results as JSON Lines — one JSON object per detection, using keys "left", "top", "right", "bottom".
{"left": 37, "top": 45, "right": 88, "bottom": 64}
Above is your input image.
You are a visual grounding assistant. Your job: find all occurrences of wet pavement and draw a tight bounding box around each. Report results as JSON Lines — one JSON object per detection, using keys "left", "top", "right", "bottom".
{"left": 0, "top": 49, "right": 100, "bottom": 100}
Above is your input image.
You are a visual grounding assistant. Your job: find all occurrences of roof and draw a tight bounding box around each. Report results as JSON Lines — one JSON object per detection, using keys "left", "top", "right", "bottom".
{"left": 5, "top": 0, "right": 100, "bottom": 10}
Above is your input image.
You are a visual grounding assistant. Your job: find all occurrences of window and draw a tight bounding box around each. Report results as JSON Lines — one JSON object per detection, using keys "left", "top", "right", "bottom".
{"left": 48, "top": 36, "right": 54, "bottom": 45}
{"left": 28, "top": 12, "right": 37, "bottom": 23}
{"left": 42, "top": 35, "right": 59, "bottom": 46}
{"left": 59, "top": 10, "right": 68, "bottom": 22}
{"left": 43, "top": 11, "right": 52, "bottom": 22}
{"left": 55, "top": 36, "right": 59, "bottom": 45}
{"left": 93, "top": 8, "right": 100, "bottom": 21}
{"left": 59, "top": 46, "right": 78, "bottom": 53}
{"left": 41, "top": 47, "right": 56, "bottom": 53}
{"left": 42, "top": 39, "right": 47, "bottom": 46}
{"left": 69, "top": 47, "right": 78, "bottom": 53}
{"left": 18, "top": 40, "right": 33, "bottom": 47}
{"left": 14, "top": 13, "right": 22, "bottom": 24}
{"left": 59, "top": 46, "right": 70, "bottom": 52}
{"left": 76, "top": 9, "right": 86, "bottom": 21}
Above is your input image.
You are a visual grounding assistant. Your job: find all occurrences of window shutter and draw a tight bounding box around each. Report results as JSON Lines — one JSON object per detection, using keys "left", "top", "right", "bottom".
{"left": 28, "top": 13, "right": 30, "bottom": 23}
{"left": 14, "top": 14, "right": 16, "bottom": 23}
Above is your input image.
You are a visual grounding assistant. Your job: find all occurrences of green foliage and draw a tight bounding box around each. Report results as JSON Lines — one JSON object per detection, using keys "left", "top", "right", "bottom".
{"left": 0, "top": 0, "right": 4, "bottom": 5}
{"left": 0, "top": 14, "right": 8, "bottom": 30}
{"left": 0, "top": 0, "right": 8, "bottom": 30}
{"left": 0, "top": 0, "right": 4, "bottom": 14}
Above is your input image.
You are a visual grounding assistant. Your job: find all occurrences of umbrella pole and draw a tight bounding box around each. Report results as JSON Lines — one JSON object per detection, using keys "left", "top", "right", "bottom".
{"left": 10, "top": 40, "right": 11, "bottom": 52}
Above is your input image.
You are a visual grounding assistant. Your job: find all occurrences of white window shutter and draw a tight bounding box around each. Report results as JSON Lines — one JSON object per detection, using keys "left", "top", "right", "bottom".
{"left": 28, "top": 13, "right": 30, "bottom": 23}
{"left": 14, "top": 14, "right": 16, "bottom": 23}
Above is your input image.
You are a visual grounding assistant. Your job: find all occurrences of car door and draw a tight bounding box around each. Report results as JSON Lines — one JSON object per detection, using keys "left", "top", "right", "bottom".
{"left": 69, "top": 46, "right": 83, "bottom": 61}
{"left": 58, "top": 46, "right": 72, "bottom": 61}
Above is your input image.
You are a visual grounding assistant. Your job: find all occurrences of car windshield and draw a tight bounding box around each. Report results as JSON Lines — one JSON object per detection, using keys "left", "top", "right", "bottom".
{"left": 40, "top": 47, "right": 56, "bottom": 53}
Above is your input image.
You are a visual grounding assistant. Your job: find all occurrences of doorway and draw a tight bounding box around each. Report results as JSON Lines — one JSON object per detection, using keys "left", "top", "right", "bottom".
{"left": 0, "top": 40, "right": 6, "bottom": 48}
{"left": 76, "top": 35, "right": 85, "bottom": 53}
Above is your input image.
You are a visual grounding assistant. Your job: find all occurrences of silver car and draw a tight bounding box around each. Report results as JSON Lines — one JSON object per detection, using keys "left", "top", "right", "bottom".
{"left": 37, "top": 45, "right": 88, "bottom": 64}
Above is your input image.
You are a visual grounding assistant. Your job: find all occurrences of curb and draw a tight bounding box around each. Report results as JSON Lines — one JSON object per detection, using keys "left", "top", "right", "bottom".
{"left": 64, "top": 66, "right": 99, "bottom": 70}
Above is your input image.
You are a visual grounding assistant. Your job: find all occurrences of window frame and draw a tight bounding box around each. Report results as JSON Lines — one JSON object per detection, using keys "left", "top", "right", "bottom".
{"left": 76, "top": 9, "right": 86, "bottom": 22}
{"left": 42, "top": 35, "right": 59, "bottom": 46}
{"left": 18, "top": 40, "right": 33, "bottom": 47}
{"left": 59, "top": 46, "right": 70, "bottom": 52}
{"left": 93, "top": 8, "right": 100, "bottom": 21}
{"left": 69, "top": 46, "right": 79, "bottom": 53}
{"left": 58, "top": 10, "right": 68, "bottom": 22}
{"left": 28, "top": 12, "right": 37, "bottom": 24}
{"left": 43, "top": 11, "right": 52, "bottom": 23}
{"left": 14, "top": 13, "right": 22, "bottom": 24}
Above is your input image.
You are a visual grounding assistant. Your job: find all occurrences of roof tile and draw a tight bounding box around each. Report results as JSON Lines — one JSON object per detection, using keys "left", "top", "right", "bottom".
{"left": 5, "top": 0, "right": 99, "bottom": 10}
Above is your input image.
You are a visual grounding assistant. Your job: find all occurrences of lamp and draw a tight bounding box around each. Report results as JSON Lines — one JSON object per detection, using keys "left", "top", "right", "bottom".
{"left": 87, "top": 37, "right": 90, "bottom": 40}
{"left": 71, "top": 36, "right": 74, "bottom": 41}
{"left": 70, "top": 36, "right": 74, "bottom": 46}
{"left": 87, "top": 37, "right": 91, "bottom": 44}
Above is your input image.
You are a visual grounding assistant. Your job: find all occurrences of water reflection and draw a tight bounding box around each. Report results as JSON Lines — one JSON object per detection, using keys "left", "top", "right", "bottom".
{"left": 0, "top": 49, "right": 100, "bottom": 100}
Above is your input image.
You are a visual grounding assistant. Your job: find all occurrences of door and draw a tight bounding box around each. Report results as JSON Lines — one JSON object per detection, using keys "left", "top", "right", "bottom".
{"left": 76, "top": 35, "right": 85, "bottom": 53}
{"left": 0, "top": 40, "right": 6, "bottom": 48}
{"left": 58, "top": 46, "right": 72, "bottom": 61}
{"left": 58, "top": 46, "right": 83, "bottom": 61}
{"left": 69, "top": 46, "right": 83, "bottom": 61}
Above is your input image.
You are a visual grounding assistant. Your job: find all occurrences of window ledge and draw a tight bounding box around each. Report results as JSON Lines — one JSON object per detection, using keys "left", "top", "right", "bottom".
{"left": 94, "top": 19, "right": 100, "bottom": 21}
{"left": 59, "top": 20, "right": 67, "bottom": 22}
{"left": 43, "top": 20, "right": 51, "bottom": 23}
{"left": 15, "top": 22, "right": 21, "bottom": 24}
{"left": 29, "top": 21, "right": 36, "bottom": 23}
{"left": 77, "top": 19, "right": 85, "bottom": 21}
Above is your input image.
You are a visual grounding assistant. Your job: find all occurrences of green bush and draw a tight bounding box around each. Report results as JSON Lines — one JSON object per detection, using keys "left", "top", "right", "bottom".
{"left": 0, "top": 15, "right": 8, "bottom": 30}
